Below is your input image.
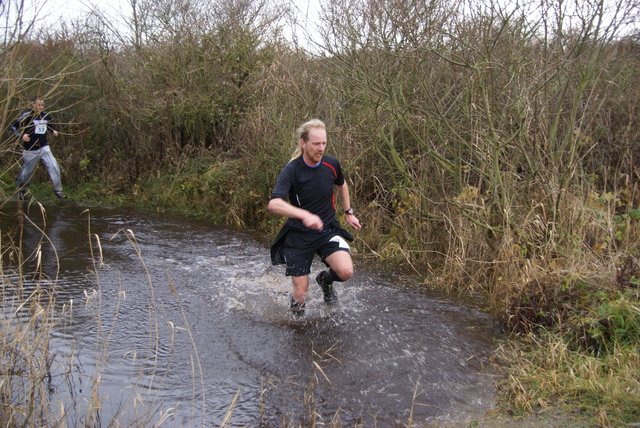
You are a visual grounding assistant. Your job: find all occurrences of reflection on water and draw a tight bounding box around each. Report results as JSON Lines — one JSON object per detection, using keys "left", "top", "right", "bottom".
{"left": 0, "top": 201, "right": 502, "bottom": 426}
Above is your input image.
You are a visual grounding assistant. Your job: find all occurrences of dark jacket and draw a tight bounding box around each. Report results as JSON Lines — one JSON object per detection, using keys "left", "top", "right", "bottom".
{"left": 11, "top": 109, "right": 57, "bottom": 151}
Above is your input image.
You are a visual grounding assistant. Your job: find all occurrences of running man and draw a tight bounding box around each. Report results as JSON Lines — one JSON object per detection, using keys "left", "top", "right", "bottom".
{"left": 269, "top": 119, "right": 361, "bottom": 315}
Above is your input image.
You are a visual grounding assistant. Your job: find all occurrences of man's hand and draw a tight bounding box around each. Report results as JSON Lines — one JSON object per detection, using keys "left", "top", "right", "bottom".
{"left": 21, "top": 134, "right": 30, "bottom": 142}
{"left": 268, "top": 197, "right": 324, "bottom": 231}
{"left": 345, "top": 214, "right": 361, "bottom": 231}
{"left": 302, "top": 212, "right": 324, "bottom": 231}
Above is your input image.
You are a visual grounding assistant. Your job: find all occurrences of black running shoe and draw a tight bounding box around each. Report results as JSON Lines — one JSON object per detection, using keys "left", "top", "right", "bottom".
{"left": 17, "top": 189, "right": 26, "bottom": 201}
{"left": 54, "top": 191, "right": 67, "bottom": 199}
{"left": 290, "top": 297, "right": 306, "bottom": 316}
{"left": 316, "top": 270, "right": 338, "bottom": 303}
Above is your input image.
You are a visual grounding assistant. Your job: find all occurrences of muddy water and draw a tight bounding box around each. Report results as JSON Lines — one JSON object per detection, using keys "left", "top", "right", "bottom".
{"left": 1, "top": 202, "right": 502, "bottom": 427}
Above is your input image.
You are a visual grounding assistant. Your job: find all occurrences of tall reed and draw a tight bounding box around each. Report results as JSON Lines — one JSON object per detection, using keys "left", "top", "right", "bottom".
{"left": 0, "top": 205, "right": 207, "bottom": 426}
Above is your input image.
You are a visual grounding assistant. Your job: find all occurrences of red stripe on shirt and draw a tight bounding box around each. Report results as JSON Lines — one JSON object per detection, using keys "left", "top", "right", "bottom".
{"left": 322, "top": 161, "right": 337, "bottom": 179}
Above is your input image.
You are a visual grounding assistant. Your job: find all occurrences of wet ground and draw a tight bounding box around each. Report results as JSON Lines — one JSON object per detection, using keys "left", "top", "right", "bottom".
{"left": 0, "top": 201, "right": 504, "bottom": 427}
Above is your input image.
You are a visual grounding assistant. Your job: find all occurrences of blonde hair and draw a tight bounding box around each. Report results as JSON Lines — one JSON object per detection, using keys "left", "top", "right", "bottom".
{"left": 290, "top": 119, "right": 326, "bottom": 161}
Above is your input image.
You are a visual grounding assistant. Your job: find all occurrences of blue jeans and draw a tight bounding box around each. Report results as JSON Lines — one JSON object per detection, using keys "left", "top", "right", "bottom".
{"left": 16, "top": 146, "right": 63, "bottom": 192}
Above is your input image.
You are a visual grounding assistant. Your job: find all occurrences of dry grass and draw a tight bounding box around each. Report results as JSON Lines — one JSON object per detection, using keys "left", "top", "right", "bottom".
{"left": 1, "top": 2, "right": 638, "bottom": 423}
{"left": 497, "top": 331, "right": 640, "bottom": 426}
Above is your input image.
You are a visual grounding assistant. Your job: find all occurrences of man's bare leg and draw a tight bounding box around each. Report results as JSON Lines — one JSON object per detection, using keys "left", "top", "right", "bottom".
{"left": 290, "top": 275, "right": 309, "bottom": 315}
{"left": 316, "top": 250, "right": 354, "bottom": 303}
{"left": 324, "top": 250, "right": 354, "bottom": 281}
{"left": 291, "top": 275, "right": 309, "bottom": 303}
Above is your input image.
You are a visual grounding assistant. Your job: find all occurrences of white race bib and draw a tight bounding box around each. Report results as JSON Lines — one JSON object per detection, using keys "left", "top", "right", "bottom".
{"left": 34, "top": 119, "right": 47, "bottom": 134}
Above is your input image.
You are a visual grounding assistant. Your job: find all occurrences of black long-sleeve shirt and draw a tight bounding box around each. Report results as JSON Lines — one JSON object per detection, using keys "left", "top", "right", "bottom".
{"left": 11, "top": 109, "right": 57, "bottom": 150}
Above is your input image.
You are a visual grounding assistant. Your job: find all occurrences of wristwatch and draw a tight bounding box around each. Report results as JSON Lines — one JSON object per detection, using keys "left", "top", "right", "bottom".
{"left": 345, "top": 208, "right": 354, "bottom": 215}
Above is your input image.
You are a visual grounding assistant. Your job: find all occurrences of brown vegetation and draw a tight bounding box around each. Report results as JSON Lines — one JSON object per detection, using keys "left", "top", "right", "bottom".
{"left": 1, "top": 0, "right": 639, "bottom": 424}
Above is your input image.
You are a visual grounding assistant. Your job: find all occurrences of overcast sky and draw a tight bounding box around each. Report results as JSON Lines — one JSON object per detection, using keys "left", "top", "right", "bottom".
{"left": 32, "top": 0, "right": 322, "bottom": 47}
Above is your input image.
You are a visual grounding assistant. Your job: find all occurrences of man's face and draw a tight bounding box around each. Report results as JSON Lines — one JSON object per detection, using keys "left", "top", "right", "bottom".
{"left": 32, "top": 99, "right": 45, "bottom": 113}
{"left": 301, "top": 127, "right": 327, "bottom": 165}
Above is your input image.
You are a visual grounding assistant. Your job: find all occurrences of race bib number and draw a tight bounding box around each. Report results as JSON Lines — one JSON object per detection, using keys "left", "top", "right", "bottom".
{"left": 34, "top": 119, "right": 47, "bottom": 134}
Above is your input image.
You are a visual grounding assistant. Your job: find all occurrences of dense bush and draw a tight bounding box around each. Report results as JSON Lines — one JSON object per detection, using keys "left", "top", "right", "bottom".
{"left": 1, "top": 0, "right": 639, "bottom": 423}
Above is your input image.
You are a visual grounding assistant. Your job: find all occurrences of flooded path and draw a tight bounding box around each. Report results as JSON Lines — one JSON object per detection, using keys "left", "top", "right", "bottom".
{"left": 1, "top": 202, "right": 503, "bottom": 426}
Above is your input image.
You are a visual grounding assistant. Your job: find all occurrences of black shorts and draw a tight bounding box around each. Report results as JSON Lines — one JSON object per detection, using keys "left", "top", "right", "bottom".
{"left": 282, "top": 229, "right": 351, "bottom": 277}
